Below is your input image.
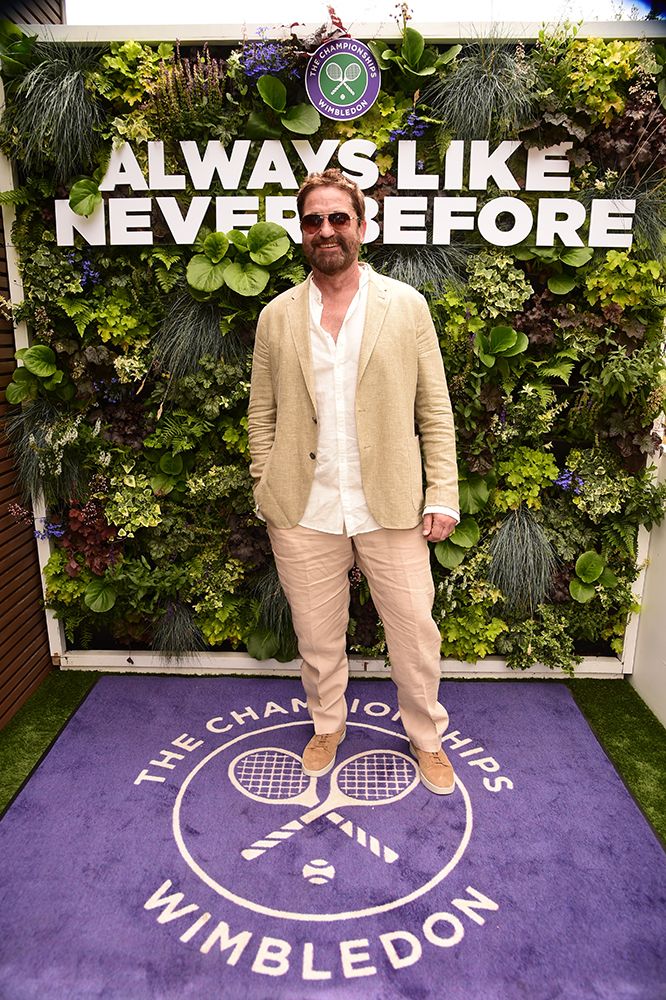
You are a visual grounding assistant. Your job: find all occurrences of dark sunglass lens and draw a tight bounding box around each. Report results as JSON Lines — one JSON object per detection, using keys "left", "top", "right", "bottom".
{"left": 301, "top": 214, "right": 323, "bottom": 233}
{"left": 329, "top": 212, "right": 352, "bottom": 229}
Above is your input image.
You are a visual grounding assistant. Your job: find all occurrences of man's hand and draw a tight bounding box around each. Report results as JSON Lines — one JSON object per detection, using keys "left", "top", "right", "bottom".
{"left": 422, "top": 513, "right": 458, "bottom": 543}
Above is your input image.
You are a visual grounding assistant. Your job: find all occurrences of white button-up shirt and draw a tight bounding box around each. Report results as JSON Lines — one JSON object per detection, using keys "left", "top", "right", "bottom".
{"left": 298, "top": 266, "right": 460, "bottom": 536}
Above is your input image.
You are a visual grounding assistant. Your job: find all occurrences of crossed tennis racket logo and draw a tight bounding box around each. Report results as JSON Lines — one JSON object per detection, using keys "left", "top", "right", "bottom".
{"left": 325, "top": 61, "right": 362, "bottom": 96}
{"left": 228, "top": 747, "right": 419, "bottom": 866}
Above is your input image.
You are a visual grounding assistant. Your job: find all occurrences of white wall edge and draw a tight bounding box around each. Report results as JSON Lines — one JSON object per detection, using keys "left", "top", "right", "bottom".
{"left": 57, "top": 650, "right": 624, "bottom": 679}
{"left": 14, "top": 22, "right": 666, "bottom": 43}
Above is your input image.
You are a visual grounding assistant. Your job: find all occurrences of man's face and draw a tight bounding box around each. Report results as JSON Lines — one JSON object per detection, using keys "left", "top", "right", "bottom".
{"left": 300, "top": 186, "right": 366, "bottom": 276}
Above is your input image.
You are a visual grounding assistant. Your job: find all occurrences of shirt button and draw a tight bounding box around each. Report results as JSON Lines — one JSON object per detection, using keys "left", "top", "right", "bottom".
{"left": 312, "top": 417, "right": 318, "bottom": 424}
{"left": 309, "top": 452, "right": 316, "bottom": 459}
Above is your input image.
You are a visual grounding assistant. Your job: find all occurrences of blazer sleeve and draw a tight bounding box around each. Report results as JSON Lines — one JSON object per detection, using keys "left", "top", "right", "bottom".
{"left": 413, "top": 295, "right": 460, "bottom": 512}
{"left": 247, "top": 308, "right": 276, "bottom": 487}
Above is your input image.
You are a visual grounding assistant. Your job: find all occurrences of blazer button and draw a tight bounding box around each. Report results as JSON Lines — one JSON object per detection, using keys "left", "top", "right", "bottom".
{"left": 312, "top": 416, "right": 318, "bottom": 424}
{"left": 309, "top": 452, "right": 316, "bottom": 459}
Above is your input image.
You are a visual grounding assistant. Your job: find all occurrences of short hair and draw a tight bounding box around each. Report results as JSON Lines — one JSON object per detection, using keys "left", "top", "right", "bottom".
{"left": 296, "top": 168, "right": 365, "bottom": 222}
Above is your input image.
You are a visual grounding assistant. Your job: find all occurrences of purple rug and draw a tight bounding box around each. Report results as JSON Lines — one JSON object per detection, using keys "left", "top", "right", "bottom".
{"left": 0, "top": 676, "right": 664, "bottom": 999}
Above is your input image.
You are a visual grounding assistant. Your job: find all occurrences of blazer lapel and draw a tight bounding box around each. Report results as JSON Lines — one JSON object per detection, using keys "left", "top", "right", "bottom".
{"left": 286, "top": 277, "right": 317, "bottom": 411}
{"left": 357, "top": 268, "right": 391, "bottom": 385}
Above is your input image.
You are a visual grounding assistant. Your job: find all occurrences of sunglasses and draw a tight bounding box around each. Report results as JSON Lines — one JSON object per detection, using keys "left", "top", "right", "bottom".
{"left": 300, "top": 212, "right": 360, "bottom": 234}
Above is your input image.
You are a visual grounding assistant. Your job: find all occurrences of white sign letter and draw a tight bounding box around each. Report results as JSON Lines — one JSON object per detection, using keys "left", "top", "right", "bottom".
{"left": 526, "top": 142, "right": 573, "bottom": 192}
{"left": 99, "top": 143, "right": 148, "bottom": 192}
{"left": 477, "top": 197, "right": 533, "bottom": 247}
{"left": 469, "top": 140, "right": 521, "bottom": 191}
{"left": 588, "top": 199, "right": 635, "bottom": 248}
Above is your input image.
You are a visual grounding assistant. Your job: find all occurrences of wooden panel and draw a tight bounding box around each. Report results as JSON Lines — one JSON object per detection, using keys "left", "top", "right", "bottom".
{"left": 3, "top": 1, "right": 65, "bottom": 25}
{"left": 0, "top": 206, "right": 53, "bottom": 731}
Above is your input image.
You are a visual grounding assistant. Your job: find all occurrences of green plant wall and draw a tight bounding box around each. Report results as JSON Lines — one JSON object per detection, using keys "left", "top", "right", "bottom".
{"left": 1, "top": 18, "right": 665, "bottom": 671}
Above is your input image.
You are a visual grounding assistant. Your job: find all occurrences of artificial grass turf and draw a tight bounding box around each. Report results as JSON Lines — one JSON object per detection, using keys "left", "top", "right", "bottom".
{"left": 0, "top": 670, "right": 99, "bottom": 815}
{"left": 0, "top": 671, "right": 664, "bottom": 844}
{"left": 566, "top": 678, "right": 666, "bottom": 845}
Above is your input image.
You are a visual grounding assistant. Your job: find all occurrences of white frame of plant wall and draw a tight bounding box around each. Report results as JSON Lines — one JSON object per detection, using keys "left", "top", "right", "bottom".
{"left": 2, "top": 20, "right": 665, "bottom": 678}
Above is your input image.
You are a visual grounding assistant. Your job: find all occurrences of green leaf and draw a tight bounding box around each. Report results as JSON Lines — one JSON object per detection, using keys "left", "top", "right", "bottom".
{"left": 247, "top": 222, "right": 290, "bottom": 265}
{"left": 575, "top": 550, "right": 605, "bottom": 583}
{"left": 246, "top": 109, "right": 283, "bottom": 140}
{"left": 280, "top": 104, "right": 321, "bottom": 135}
{"left": 489, "top": 326, "right": 517, "bottom": 354}
{"left": 479, "top": 352, "right": 496, "bottom": 368}
{"left": 203, "top": 231, "right": 229, "bottom": 264}
{"left": 5, "top": 378, "right": 36, "bottom": 404}
{"left": 434, "top": 540, "right": 467, "bottom": 569}
{"left": 598, "top": 567, "right": 619, "bottom": 588}
{"left": 459, "top": 474, "right": 490, "bottom": 515}
{"left": 537, "top": 360, "right": 574, "bottom": 383}
{"left": 159, "top": 453, "right": 184, "bottom": 476}
{"left": 223, "top": 260, "right": 270, "bottom": 297}
{"left": 42, "top": 370, "right": 64, "bottom": 389}
{"left": 548, "top": 273, "right": 576, "bottom": 295}
{"left": 227, "top": 229, "right": 248, "bottom": 251}
{"left": 560, "top": 247, "right": 594, "bottom": 267}
{"left": 21, "top": 345, "right": 57, "bottom": 377}
{"left": 186, "top": 253, "right": 227, "bottom": 293}
{"left": 513, "top": 247, "right": 536, "bottom": 260}
{"left": 569, "top": 578, "right": 596, "bottom": 603}
{"left": 246, "top": 627, "right": 279, "bottom": 660}
{"left": 367, "top": 39, "right": 391, "bottom": 70}
{"left": 501, "top": 331, "right": 529, "bottom": 357}
{"left": 402, "top": 26, "right": 425, "bottom": 68}
{"left": 150, "top": 473, "right": 176, "bottom": 496}
{"left": 84, "top": 578, "right": 117, "bottom": 613}
{"left": 69, "top": 178, "right": 102, "bottom": 218}
{"left": 449, "top": 516, "right": 480, "bottom": 548}
{"left": 257, "top": 74, "right": 287, "bottom": 112}
{"left": 436, "top": 43, "right": 462, "bottom": 66}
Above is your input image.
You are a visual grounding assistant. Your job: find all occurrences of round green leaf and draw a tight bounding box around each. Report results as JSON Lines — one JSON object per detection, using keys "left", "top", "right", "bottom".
{"left": 547, "top": 273, "right": 576, "bottom": 295}
{"left": 489, "top": 326, "right": 517, "bottom": 354}
{"left": 501, "top": 330, "right": 530, "bottom": 357}
{"left": 150, "top": 473, "right": 176, "bottom": 496}
{"left": 569, "top": 578, "right": 596, "bottom": 603}
{"left": 479, "top": 352, "right": 496, "bottom": 368}
{"left": 69, "top": 178, "right": 102, "bottom": 218}
{"left": 257, "top": 74, "right": 287, "bottom": 113}
{"left": 246, "top": 109, "right": 283, "bottom": 140}
{"left": 560, "top": 247, "right": 594, "bottom": 267}
{"left": 5, "top": 379, "right": 35, "bottom": 404}
{"left": 459, "top": 475, "right": 490, "bottom": 515}
{"left": 159, "top": 453, "right": 184, "bottom": 476}
{"left": 575, "top": 550, "right": 605, "bottom": 583}
{"left": 21, "top": 345, "right": 57, "bottom": 377}
{"left": 246, "top": 627, "right": 279, "bottom": 660}
{"left": 84, "top": 579, "right": 117, "bottom": 613}
{"left": 402, "top": 26, "right": 425, "bottom": 68}
{"left": 227, "top": 229, "right": 248, "bottom": 251}
{"left": 223, "top": 260, "right": 270, "bottom": 297}
{"left": 598, "top": 567, "right": 619, "bottom": 588}
{"left": 434, "top": 540, "right": 467, "bottom": 569}
{"left": 449, "top": 516, "right": 480, "bottom": 549}
{"left": 203, "top": 231, "right": 229, "bottom": 264}
{"left": 247, "top": 222, "right": 290, "bottom": 265}
{"left": 280, "top": 104, "right": 321, "bottom": 135}
{"left": 186, "top": 253, "right": 227, "bottom": 293}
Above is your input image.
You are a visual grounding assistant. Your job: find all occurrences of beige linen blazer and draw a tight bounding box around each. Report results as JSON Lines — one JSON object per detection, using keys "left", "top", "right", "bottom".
{"left": 247, "top": 267, "right": 459, "bottom": 530}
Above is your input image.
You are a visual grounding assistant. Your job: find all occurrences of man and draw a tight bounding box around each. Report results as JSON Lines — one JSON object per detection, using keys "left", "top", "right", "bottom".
{"left": 248, "top": 168, "right": 460, "bottom": 795}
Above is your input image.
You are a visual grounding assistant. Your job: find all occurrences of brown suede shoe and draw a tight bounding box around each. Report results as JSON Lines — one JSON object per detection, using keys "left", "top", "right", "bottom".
{"left": 410, "top": 743, "right": 456, "bottom": 795}
{"left": 302, "top": 728, "right": 346, "bottom": 777}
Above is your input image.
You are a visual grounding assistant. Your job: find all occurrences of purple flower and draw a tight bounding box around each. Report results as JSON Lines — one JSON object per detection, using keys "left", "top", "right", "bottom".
{"left": 556, "top": 468, "right": 583, "bottom": 494}
{"left": 241, "top": 29, "right": 298, "bottom": 81}
{"left": 389, "top": 112, "right": 428, "bottom": 142}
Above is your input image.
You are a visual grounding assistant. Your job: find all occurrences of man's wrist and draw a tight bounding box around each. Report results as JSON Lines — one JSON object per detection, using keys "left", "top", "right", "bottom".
{"left": 423, "top": 505, "right": 460, "bottom": 523}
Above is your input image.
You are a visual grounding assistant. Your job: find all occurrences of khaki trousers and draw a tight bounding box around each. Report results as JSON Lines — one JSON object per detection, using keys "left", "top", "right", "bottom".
{"left": 267, "top": 523, "right": 449, "bottom": 752}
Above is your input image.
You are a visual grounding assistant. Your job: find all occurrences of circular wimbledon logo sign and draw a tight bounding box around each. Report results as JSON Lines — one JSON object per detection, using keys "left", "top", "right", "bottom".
{"left": 306, "top": 39, "right": 381, "bottom": 121}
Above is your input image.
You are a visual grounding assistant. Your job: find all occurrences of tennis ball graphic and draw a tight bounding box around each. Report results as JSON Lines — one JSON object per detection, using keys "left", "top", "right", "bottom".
{"left": 303, "top": 858, "right": 336, "bottom": 884}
